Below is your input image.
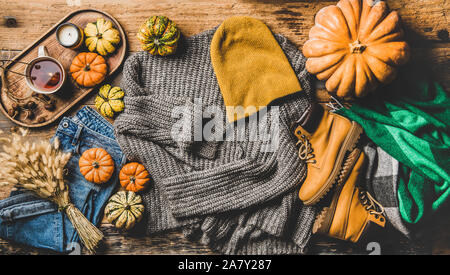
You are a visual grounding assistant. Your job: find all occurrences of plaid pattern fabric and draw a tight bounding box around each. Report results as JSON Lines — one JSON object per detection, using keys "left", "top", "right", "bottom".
{"left": 336, "top": 78, "right": 450, "bottom": 225}
{"left": 362, "top": 140, "right": 411, "bottom": 237}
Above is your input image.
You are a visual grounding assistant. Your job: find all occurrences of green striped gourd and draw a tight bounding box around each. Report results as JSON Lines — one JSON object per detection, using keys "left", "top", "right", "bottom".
{"left": 105, "top": 191, "right": 144, "bottom": 231}
{"left": 137, "top": 16, "right": 180, "bottom": 56}
{"left": 95, "top": 84, "right": 125, "bottom": 118}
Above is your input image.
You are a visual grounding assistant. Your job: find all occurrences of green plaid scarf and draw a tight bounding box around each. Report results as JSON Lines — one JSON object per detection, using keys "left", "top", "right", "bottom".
{"left": 336, "top": 77, "right": 450, "bottom": 225}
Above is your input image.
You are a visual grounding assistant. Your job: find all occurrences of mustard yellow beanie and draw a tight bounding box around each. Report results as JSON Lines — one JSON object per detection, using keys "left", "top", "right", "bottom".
{"left": 210, "top": 16, "right": 303, "bottom": 122}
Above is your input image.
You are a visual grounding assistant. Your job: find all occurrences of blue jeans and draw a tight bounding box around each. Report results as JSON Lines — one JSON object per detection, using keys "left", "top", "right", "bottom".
{"left": 0, "top": 107, "right": 125, "bottom": 252}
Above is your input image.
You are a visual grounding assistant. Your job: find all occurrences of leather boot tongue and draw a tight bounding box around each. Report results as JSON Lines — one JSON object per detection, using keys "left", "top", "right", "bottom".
{"left": 297, "top": 104, "right": 324, "bottom": 134}
{"left": 210, "top": 16, "right": 303, "bottom": 122}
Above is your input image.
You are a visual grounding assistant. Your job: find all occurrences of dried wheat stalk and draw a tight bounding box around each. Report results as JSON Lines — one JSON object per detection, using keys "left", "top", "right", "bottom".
{"left": 0, "top": 128, "right": 103, "bottom": 254}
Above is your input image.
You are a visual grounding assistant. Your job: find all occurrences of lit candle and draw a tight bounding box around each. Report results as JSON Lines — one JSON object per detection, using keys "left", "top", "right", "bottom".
{"left": 56, "top": 23, "right": 84, "bottom": 49}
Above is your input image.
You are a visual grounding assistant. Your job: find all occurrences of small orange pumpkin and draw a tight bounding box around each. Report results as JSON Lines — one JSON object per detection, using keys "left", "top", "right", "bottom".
{"left": 79, "top": 148, "right": 115, "bottom": 184}
{"left": 69, "top": 52, "right": 108, "bottom": 87}
{"left": 119, "top": 162, "right": 150, "bottom": 192}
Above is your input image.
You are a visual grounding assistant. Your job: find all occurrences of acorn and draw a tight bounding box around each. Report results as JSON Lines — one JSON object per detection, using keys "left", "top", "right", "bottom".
{"left": 8, "top": 103, "right": 19, "bottom": 118}
{"left": 25, "top": 101, "right": 37, "bottom": 109}
{"left": 44, "top": 103, "right": 55, "bottom": 111}
{"left": 44, "top": 100, "right": 56, "bottom": 111}
{"left": 7, "top": 108, "right": 18, "bottom": 118}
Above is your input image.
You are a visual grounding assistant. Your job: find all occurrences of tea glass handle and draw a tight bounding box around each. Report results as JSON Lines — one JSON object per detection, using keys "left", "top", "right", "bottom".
{"left": 38, "top": 46, "right": 49, "bottom": 58}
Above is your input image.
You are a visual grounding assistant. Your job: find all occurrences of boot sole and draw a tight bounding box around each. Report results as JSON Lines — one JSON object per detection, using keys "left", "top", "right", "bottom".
{"left": 303, "top": 121, "right": 363, "bottom": 205}
{"left": 312, "top": 148, "right": 362, "bottom": 235}
{"left": 313, "top": 207, "right": 374, "bottom": 243}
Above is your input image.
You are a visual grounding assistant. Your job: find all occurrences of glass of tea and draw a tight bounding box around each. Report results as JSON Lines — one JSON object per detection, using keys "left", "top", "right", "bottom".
{"left": 25, "top": 46, "right": 66, "bottom": 94}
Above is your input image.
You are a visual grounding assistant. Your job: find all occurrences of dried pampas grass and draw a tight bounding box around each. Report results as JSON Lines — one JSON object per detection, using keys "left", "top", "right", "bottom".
{"left": 0, "top": 128, "right": 103, "bottom": 254}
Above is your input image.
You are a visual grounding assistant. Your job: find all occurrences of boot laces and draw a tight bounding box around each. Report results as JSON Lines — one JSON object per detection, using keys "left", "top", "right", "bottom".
{"left": 359, "top": 190, "right": 385, "bottom": 217}
{"left": 296, "top": 135, "right": 316, "bottom": 164}
{"left": 326, "top": 95, "right": 346, "bottom": 112}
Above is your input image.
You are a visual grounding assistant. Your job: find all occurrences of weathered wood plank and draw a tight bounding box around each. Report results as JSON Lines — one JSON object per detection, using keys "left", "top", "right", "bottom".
{"left": 0, "top": 0, "right": 448, "bottom": 51}
{"left": 0, "top": 225, "right": 216, "bottom": 255}
{"left": 0, "top": 219, "right": 440, "bottom": 255}
{"left": 96, "top": 225, "right": 215, "bottom": 255}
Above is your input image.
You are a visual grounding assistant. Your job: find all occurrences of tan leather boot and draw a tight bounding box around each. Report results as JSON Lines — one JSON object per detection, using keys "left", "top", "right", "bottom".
{"left": 293, "top": 104, "right": 363, "bottom": 205}
{"left": 312, "top": 149, "right": 386, "bottom": 243}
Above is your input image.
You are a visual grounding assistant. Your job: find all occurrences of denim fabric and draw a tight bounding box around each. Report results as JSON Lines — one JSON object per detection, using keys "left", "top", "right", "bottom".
{"left": 0, "top": 107, "right": 125, "bottom": 252}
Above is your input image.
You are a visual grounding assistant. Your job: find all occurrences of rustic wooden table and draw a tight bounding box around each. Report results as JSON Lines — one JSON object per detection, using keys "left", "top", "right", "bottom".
{"left": 0, "top": 0, "right": 448, "bottom": 255}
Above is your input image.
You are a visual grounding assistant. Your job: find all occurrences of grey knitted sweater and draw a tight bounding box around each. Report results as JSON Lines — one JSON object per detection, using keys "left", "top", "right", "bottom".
{"left": 114, "top": 28, "right": 317, "bottom": 254}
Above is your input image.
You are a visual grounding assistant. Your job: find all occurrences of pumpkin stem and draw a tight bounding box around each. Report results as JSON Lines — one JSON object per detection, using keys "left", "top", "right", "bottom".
{"left": 349, "top": 40, "right": 366, "bottom": 54}
{"left": 84, "top": 64, "right": 91, "bottom": 72}
{"left": 92, "top": 161, "right": 100, "bottom": 169}
{"left": 124, "top": 204, "right": 131, "bottom": 211}
{"left": 129, "top": 176, "right": 136, "bottom": 183}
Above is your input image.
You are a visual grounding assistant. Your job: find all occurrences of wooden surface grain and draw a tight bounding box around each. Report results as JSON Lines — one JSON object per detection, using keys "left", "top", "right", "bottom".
{"left": 0, "top": 0, "right": 449, "bottom": 255}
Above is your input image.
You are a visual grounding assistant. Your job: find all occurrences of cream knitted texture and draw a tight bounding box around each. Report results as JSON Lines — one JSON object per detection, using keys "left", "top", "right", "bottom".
{"left": 114, "top": 28, "right": 317, "bottom": 254}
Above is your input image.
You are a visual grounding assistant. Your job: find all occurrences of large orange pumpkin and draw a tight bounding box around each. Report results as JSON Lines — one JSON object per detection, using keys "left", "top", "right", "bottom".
{"left": 303, "top": 0, "right": 410, "bottom": 98}
{"left": 69, "top": 52, "right": 108, "bottom": 88}
{"left": 119, "top": 162, "right": 150, "bottom": 192}
{"left": 79, "top": 148, "right": 115, "bottom": 184}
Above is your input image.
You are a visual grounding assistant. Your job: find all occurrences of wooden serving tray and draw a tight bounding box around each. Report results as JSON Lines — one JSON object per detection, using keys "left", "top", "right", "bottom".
{"left": 0, "top": 9, "right": 127, "bottom": 127}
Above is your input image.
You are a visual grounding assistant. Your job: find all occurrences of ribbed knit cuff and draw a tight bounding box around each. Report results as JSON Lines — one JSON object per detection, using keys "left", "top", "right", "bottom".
{"left": 280, "top": 94, "right": 311, "bottom": 121}
{"left": 290, "top": 205, "right": 316, "bottom": 252}
{"left": 278, "top": 93, "right": 312, "bottom": 137}
{"left": 159, "top": 148, "right": 304, "bottom": 218}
